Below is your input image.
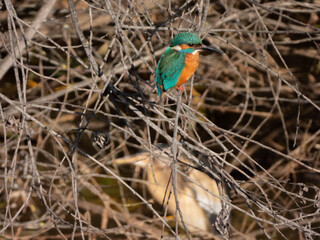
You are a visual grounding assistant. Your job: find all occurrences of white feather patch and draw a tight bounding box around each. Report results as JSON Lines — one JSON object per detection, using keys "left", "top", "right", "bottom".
{"left": 171, "top": 45, "right": 182, "bottom": 51}
{"left": 192, "top": 49, "right": 200, "bottom": 55}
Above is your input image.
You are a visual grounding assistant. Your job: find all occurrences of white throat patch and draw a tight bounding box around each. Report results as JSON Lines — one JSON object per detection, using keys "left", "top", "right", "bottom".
{"left": 192, "top": 49, "right": 200, "bottom": 55}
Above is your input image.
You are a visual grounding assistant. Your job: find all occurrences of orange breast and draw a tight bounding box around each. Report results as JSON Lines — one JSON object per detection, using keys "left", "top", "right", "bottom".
{"left": 176, "top": 50, "right": 200, "bottom": 87}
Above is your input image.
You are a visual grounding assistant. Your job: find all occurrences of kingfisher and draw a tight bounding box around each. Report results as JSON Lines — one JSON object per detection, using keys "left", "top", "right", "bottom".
{"left": 155, "top": 32, "right": 222, "bottom": 95}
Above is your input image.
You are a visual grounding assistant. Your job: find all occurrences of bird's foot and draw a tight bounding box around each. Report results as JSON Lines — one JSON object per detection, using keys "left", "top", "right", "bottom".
{"left": 175, "top": 86, "right": 184, "bottom": 93}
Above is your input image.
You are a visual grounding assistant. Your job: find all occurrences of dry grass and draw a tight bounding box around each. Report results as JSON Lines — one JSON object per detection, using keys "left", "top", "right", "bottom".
{"left": 0, "top": 0, "right": 320, "bottom": 239}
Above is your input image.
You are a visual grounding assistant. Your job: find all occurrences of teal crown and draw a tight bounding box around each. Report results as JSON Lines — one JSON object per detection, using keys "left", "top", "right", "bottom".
{"left": 170, "top": 32, "right": 202, "bottom": 47}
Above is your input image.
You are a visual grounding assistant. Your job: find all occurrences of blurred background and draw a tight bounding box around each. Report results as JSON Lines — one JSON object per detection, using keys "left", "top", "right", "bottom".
{"left": 0, "top": 0, "right": 320, "bottom": 239}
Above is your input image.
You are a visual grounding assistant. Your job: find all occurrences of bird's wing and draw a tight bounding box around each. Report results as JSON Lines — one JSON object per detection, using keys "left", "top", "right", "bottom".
{"left": 155, "top": 48, "right": 186, "bottom": 94}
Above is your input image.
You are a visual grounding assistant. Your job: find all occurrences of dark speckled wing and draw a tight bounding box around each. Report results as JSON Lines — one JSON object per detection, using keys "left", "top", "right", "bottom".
{"left": 155, "top": 47, "right": 186, "bottom": 95}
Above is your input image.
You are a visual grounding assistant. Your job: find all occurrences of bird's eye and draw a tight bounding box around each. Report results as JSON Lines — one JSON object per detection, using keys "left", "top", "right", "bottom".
{"left": 188, "top": 43, "right": 194, "bottom": 47}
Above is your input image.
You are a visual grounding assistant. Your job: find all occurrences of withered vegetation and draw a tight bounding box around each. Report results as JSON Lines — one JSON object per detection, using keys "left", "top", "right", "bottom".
{"left": 0, "top": 0, "right": 320, "bottom": 239}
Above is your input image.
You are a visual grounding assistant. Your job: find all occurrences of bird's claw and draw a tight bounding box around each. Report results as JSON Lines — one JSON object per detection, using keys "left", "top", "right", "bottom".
{"left": 175, "top": 86, "right": 184, "bottom": 93}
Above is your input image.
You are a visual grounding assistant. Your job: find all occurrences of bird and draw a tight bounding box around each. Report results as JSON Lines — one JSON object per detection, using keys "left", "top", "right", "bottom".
{"left": 115, "top": 147, "right": 227, "bottom": 235}
{"left": 155, "top": 32, "right": 222, "bottom": 95}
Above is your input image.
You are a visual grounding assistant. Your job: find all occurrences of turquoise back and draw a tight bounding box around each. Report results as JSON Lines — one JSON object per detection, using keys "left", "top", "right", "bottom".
{"left": 155, "top": 47, "right": 186, "bottom": 95}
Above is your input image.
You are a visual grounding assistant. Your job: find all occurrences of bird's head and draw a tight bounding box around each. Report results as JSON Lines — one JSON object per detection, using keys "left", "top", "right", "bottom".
{"left": 170, "top": 32, "right": 222, "bottom": 55}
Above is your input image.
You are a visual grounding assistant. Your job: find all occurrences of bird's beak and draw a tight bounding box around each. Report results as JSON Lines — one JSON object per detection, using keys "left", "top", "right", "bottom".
{"left": 197, "top": 45, "right": 223, "bottom": 55}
